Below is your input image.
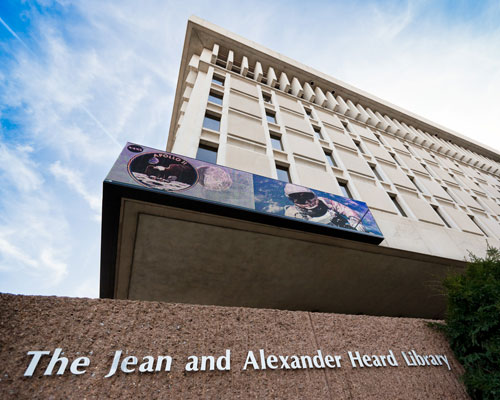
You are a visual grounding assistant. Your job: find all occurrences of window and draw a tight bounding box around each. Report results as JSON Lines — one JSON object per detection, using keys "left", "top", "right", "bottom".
{"left": 313, "top": 126, "right": 323, "bottom": 140}
{"left": 341, "top": 121, "right": 351, "bottom": 132}
{"left": 354, "top": 141, "right": 365, "bottom": 154}
{"left": 208, "top": 91, "right": 223, "bottom": 105}
{"left": 469, "top": 215, "right": 489, "bottom": 237}
{"left": 389, "top": 194, "right": 407, "bottom": 217}
{"left": 261, "top": 77, "right": 268, "bottom": 85}
{"left": 374, "top": 133, "right": 385, "bottom": 145}
{"left": 276, "top": 164, "right": 290, "bottom": 182}
{"left": 404, "top": 144, "right": 415, "bottom": 156}
{"left": 266, "top": 110, "right": 277, "bottom": 124}
{"left": 196, "top": 144, "right": 218, "bottom": 164}
{"left": 442, "top": 186, "right": 460, "bottom": 204}
{"left": 324, "top": 151, "right": 338, "bottom": 167}
{"left": 270, "top": 133, "right": 283, "bottom": 151}
{"left": 432, "top": 206, "right": 451, "bottom": 228}
{"left": 262, "top": 93, "right": 272, "bottom": 104}
{"left": 370, "top": 165, "right": 384, "bottom": 181}
{"left": 304, "top": 108, "right": 312, "bottom": 118}
{"left": 409, "top": 176, "right": 424, "bottom": 193}
{"left": 422, "top": 164, "right": 437, "bottom": 178}
{"left": 390, "top": 153, "right": 401, "bottom": 166}
{"left": 338, "top": 181, "right": 353, "bottom": 199}
{"left": 212, "top": 75, "right": 225, "bottom": 86}
{"left": 203, "top": 113, "right": 221, "bottom": 131}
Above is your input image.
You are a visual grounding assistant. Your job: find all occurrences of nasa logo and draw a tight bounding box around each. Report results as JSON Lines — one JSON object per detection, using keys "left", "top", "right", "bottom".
{"left": 127, "top": 144, "right": 144, "bottom": 153}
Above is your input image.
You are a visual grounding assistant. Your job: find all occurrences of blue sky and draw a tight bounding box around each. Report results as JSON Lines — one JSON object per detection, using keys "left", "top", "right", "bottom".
{"left": 1, "top": 0, "right": 499, "bottom": 298}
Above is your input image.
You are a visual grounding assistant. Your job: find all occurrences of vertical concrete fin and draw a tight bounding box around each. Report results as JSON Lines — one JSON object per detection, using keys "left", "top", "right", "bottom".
{"left": 254, "top": 61, "right": 263, "bottom": 82}
{"left": 325, "top": 91, "right": 338, "bottom": 111}
{"left": 211, "top": 44, "right": 219, "bottom": 64}
{"left": 279, "top": 72, "right": 291, "bottom": 92}
{"left": 291, "top": 77, "right": 303, "bottom": 97}
{"left": 303, "top": 82, "right": 316, "bottom": 102}
{"left": 314, "top": 87, "right": 327, "bottom": 107}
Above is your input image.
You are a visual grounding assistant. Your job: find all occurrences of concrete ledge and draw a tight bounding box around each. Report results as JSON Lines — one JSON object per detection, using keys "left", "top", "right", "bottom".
{"left": 0, "top": 293, "right": 468, "bottom": 399}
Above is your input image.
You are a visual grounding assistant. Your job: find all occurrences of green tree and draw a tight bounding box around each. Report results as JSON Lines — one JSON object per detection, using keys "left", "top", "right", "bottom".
{"left": 443, "top": 246, "right": 500, "bottom": 399}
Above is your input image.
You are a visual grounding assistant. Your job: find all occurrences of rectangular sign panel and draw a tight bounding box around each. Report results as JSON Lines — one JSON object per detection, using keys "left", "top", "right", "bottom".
{"left": 106, "top": 143, "right": 384, "bottom": 242}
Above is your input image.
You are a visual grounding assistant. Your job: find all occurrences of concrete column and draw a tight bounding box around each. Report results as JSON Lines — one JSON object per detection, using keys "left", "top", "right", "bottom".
{"left": 365, "top": 107, "right": 382, "bottom": 128}
{"left": 279, "top": 72, "right": 290, "bottom": 92}
{"left": 267, "top": 67, "right": 277, "bottom": 87}
{"left": 303, "top": 82, "right": 315, "bottom": 102}
{"left": 227, "top": 50, "right": 234, "bottom": 70}
{"left": 314, "top": 87, "right": 327, "bottom": 107}
{"left": 291, "top": 77, "right": 303, "bottom": 97}
{"left": 171, "top": 67, "right": 214, "bottom": 157}
{"left": 356, "top": 104, "right": 370, "bottom": 123}
{"left": 211, "top": 43, "right": 219, "bottom": 64}
{"left": 335, "top": 95, "right": 349, "bottom": 115}
{"left": 254, "top": 61, "right": 263, "bottom": 82}
{"left": 374, "top": 111, "right": 390, "bottom": 130}
{"left": 241, "top": 56, "right": 249, "bottom": 76}
{"left": 346, "top": 100, "right": 360, "bottom": 119}
{"left": 325, "top": 91, "right": 338, "bottom": 111}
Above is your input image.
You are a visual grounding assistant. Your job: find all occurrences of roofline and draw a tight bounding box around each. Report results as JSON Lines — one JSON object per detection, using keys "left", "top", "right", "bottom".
{"left": 168, "top": 16, "right": 500, "bottom": 163}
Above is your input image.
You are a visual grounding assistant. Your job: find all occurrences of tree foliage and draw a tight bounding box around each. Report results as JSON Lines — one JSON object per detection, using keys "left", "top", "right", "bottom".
{"left": 443, "top": 246, "right": 500, "bottom": 399}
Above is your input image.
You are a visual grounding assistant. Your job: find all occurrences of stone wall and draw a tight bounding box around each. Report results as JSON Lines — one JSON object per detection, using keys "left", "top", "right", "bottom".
{"left": 0, "top": 294, "right": 469, "bottom": 399}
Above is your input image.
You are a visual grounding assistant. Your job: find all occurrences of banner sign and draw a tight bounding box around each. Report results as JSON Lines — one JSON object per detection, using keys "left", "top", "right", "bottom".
{"left": 105, "top": 143, "right": 384, "bottom": 241}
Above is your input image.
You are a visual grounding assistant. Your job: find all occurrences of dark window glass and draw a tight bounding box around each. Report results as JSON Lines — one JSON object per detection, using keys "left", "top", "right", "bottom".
{"left": 469, "top": 215, "right": 488, "bottom": 237}
{"left": 390, "top": 153, "right": 401, "bottom": 166}
{"left": 325, "top": 151, "right": 337, "bottom": 167}
{"left": 338, "top": 182, "right": 352, "bottom": 199}
{"left": 342, "top": 121, "right": 351, "bottom": 132}
{"left": 270, "top": 135, "right": 283, "bottom": 151}
{"left": 390, "top": 195, "right": 407, "bottom": 217}
{"left": 212, "top": 75, "right": 225, "bottom": 86}
{"left": 313, "top": 126, "right": 323, "bottom": 140}
{"left": 203, "top": 113, "right": 221, "bottom": 131}
{"left": 208, "top": 91, "right": 223, "bottom": 105}
{"left": 433, "top": 206, "right": 451, "bottom": 228}
{"left": 354, "top": 141, "right": 365, "bottom": 154}
{"left": 266, "top": 111, "right": 277, "bottom": 124}
{"left": 409, "top": 176, "right": 423, "bottom": 193}
{"left": 276, "top": 165, "right": 290, "bottom": 182}
{"left": 305, "top": 108, "right": 312, "bottom": 117}
{"left": 371, "top": 165, "right": 383, "bottom": 181}
{"left": 196, "top": 144, "right": 218, "bottom": 164}
{"left": 263, "top": 93, "right": 272, "bottom": 103}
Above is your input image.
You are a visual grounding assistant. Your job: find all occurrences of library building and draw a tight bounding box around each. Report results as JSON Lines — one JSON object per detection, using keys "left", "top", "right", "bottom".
{"left": 2, "top": 16, "right": 499, "bottom": 399}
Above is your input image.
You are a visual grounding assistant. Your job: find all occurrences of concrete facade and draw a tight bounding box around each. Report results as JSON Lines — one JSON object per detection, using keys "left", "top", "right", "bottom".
{"left": 167, "top": 17, "right": 500, "bottom": 263}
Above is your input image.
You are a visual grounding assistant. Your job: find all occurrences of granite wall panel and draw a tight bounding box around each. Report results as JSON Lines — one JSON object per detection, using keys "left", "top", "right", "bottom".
{"left": 0, "top": 294, "right": 468, "bottom": 399}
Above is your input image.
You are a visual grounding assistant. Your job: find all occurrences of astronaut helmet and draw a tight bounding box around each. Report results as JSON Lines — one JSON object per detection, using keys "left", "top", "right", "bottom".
{"left": 284, "top": 184, "right": 319, "bottom": 209}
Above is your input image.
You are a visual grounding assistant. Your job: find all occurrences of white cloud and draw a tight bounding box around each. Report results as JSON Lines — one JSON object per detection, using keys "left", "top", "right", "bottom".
{"left": 50, "top": 160, "right": 101, "bottom": 213}
{"left": 0, "top": 143, "right": 43, "bottom": 192}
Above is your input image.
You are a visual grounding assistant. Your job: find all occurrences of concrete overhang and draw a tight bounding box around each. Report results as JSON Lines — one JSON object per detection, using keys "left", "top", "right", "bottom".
{"left": 168, "top": 16, "right": 500, "bottom": 163}
{"left": 101, "top": 181, "right": 465, "bottom": 319}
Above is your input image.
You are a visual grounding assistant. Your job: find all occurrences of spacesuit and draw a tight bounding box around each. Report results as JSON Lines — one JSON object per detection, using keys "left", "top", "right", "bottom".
{"left": 284, "top": 184, "right": 366, "bottom": 232}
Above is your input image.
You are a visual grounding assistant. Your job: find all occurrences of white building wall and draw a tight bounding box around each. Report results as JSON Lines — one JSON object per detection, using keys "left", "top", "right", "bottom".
{"left": 169, "top": 43, "right": 500, "bottom": 262}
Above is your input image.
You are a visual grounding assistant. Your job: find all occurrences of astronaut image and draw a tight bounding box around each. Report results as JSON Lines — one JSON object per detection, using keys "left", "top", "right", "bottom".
{"left": 284, "top": 184, "right": 366, "bottom": 232}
